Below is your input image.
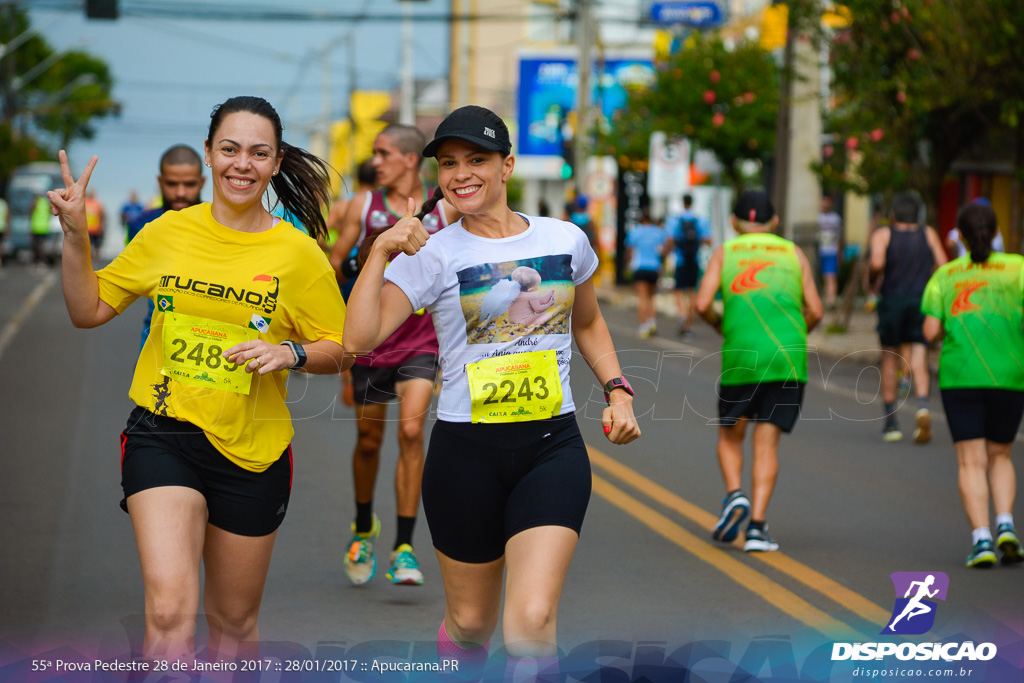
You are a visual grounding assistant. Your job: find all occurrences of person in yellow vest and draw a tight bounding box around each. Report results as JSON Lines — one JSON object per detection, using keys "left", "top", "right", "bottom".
{"left": 696, "top": 191, "right": 823, "bottom": 552}
{"left": 31, "top": 193, "right": 53, "bottom": 266}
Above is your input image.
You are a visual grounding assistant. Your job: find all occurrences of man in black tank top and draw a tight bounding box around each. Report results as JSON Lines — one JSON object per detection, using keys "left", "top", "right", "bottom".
{"left": 869, "top": 191, "right": 948, "bottom": 443}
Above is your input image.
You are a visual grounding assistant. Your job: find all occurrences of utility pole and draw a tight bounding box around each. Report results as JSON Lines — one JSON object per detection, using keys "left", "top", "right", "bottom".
{"left": 574, "top": 0, "right": 593, "bottom": 197}
{"left": 316, "top": 43, "right": 331, "bottom": 161}
{"left": 771, "top": 4, "right": 794, "bottom": 236}
{"left": 399, "top": 0, "right": 415, "bottom": 125}
{"left": 459, "top": 1, "right": 471, "bottom": 107}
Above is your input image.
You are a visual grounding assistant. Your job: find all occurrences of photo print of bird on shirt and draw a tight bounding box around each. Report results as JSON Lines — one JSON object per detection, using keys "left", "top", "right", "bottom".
{"left": 458, "top": 254, "right": 575, "bottom": 344}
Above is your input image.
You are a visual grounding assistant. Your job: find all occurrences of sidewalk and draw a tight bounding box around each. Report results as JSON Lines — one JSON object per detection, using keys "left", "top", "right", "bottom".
{"left": 595, "top": 282, "right": 884, "bottom": 363}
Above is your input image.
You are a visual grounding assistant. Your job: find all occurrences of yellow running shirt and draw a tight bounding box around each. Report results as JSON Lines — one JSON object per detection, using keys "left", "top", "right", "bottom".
{"left": 96, "top": 203, "right": 347, "bottom": 472}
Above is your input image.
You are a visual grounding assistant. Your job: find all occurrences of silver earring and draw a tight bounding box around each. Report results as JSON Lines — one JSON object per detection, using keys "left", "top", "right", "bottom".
{"left": 205, "top": 162, "right": 211, "bottom": 167}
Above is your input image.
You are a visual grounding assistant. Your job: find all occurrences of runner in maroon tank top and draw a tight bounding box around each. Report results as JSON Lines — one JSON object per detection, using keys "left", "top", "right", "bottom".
{"left": 330, "top": 124, "right": 460, "bottom": 586}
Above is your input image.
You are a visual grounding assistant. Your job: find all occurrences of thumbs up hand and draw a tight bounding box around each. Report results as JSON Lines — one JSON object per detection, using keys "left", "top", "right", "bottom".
{"left": 375, "top": 196, "right": 430, "bottom": 257}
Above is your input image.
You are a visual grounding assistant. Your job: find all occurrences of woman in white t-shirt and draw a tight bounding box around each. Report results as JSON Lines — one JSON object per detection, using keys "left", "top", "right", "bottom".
{"left": 345, "top": 106, "right": 641, "bottom": 681}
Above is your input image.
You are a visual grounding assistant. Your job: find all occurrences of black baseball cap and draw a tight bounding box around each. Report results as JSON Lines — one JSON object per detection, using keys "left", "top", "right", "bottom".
{"left": 732, "top": 191, "right": 775, "bottom": 223}
{"left": 423, "top": 105, "right": 512, "bottom": 158}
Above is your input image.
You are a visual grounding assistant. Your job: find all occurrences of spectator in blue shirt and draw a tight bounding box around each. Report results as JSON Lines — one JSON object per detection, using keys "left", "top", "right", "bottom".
{"left": 666, "top": 193, "right": 711, "bottom": 337}
{"left": 625, "top": 209, "right": 671, "bottom": 338}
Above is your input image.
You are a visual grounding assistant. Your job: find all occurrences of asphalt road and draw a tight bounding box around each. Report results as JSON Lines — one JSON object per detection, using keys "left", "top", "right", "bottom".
{"left": 0, "top": 261, "right": 1021, "bottom": 682}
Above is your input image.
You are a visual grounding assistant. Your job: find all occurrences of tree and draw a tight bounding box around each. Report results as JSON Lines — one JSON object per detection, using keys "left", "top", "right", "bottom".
{"left": 817, "top": 0, "right": 1024, "bottom": 229}
{"left": 601, "top": 33, "right": 780, "bottom": 193}
{"left": 32, "top": 51, "right": 119, "bottom": 149}
{"left": 0, "top": 6, "right": 119, "bottom": 191}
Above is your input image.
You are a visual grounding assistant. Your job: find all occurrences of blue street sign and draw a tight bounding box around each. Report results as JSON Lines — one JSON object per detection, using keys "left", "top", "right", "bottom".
{"left": 650, "top": 1, "right": 726, "bottom": 28}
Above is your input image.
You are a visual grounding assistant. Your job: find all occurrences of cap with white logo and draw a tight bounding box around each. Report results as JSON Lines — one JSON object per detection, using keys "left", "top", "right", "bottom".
{"left": 423, "top": 105, "right": 512, "bottom": 158}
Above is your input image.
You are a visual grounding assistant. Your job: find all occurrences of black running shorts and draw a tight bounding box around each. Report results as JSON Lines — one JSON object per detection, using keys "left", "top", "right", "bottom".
{"left": 120, "top": 406, "right": 292, "bottom": 537}
{"left": 632, "top": 269, "right": 659, "bottom": 285}
{"left": 718, "top": 381, "right": 806, "bottom": 433}
{"left": 421, "top": 412, "right": 592, "bottom": 563}
{"left": 877, "top": 294, "right": 927, "bottom": 347}
{"left": 674, "top": 262, "right": 700, "bottom": 290}
{"left": 350, "top": 352, "right": 438, "bottom": 405}
{"left": 940, "top": 388, "right": 1024, "bottom": 444}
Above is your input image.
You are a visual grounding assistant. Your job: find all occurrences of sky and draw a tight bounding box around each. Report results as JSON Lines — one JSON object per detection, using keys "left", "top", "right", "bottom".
{"left": 26, "top": 0, "right": 452, "bottom": 247}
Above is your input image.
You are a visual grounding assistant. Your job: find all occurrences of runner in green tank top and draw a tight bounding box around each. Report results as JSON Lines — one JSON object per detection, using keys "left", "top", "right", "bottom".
{"left": 719, "top": 231, "right": 808, "bottom": 386}
{"left": 696, "top": 191, "right": 823, "bottom": 552}
{"left": 922, "top": 251, "right": 1024, "bottom": 390}
{"left": 921, "top": 201, "right": 1024, "bottom": 567}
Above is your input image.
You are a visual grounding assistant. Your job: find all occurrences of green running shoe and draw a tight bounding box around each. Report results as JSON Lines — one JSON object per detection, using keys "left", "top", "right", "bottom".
{"left": 965, "top": 539, "right": 996, "bottom": 568}
{"left": 996, "top": 523, "right": 1024, "bottom": 564}
{"left": 386, "top": 543, "right": 424, "bottom": 585}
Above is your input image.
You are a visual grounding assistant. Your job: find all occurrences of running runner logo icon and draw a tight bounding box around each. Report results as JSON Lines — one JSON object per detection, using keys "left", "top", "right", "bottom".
{"left": 882, "top": 571, "right": 949, "bottom": 635}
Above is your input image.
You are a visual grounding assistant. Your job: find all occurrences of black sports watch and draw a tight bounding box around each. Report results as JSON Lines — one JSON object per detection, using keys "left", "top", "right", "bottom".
{"left": 280, "top": 340, "right": 307, "bottom": 370}
{"left": 603, "top": 376, "right": 634, "bottom": 404}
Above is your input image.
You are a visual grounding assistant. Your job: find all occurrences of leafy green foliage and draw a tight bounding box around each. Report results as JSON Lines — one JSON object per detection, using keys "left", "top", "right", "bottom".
{"left": 33, "top": 51, "right": 120, "bottom": 148}
{"left": 601, "top": 33, "right": 780, "bottom": 192}
{"left": 820, "top": 0, "right": 1024, "bottom": 212}
{"left": 0, "top": 6, "right": 119, "bottom": 191}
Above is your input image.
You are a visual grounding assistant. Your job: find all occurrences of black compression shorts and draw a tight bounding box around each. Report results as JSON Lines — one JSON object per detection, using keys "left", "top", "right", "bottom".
{"left": 940, "top": 388, "right": 1024, "bottom": 444}
{"left": 421, "top": 412, "right": 591, "bottom": 563}
{"left": 120, "top": 406, "right": 292, "bottom": 537}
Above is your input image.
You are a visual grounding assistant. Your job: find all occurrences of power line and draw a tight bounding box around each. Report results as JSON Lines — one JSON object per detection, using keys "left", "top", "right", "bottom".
{"left": 18, "top": 0, "right": 575, "bottom": 22}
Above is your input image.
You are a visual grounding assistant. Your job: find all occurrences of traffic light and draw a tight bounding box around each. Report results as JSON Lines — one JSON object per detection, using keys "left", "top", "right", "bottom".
{"left": 560, "top": 138, "right": 574, "bottom": 180}
{"left": 85, "top": 0, "right": 119, "bottom": 20}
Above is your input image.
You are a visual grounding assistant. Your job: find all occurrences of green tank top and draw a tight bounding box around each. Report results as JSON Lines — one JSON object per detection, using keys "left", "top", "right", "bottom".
{"left": 720, "top": 232, "right": 808, "bottom": 385}
{"left": 31, "top": 197, "right": 51, "bottom": 235}
{"left": 921, "top": 253, "right": 1024, "bottom": 390}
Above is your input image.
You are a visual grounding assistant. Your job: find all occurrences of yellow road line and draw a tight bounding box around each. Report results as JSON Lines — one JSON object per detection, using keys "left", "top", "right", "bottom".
{"left": 588, "top": 446, "right": 891, "bottom": 627}
{"left": 592, "top": 474, "right": 862, "bottom": 641}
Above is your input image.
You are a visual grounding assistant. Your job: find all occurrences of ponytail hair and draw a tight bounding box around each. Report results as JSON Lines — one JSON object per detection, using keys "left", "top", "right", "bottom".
{"left": 957, "top": 202, "right": 998, "bottom": 264}
{"left": 272, "top": 141, "right": 333, "bottom": 241}
{"left": 357, "top": 187, "right": 445, "bottom": 267}
{"left": 208, "top": 95, "right": 333, "bottom": 241}
{"left": 416, "top": 186, "right": 445, "bottom": 221}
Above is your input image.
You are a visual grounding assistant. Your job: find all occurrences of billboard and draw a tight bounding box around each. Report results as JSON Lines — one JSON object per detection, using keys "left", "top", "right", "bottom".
{"left": 517, "top": 53, "right": 655, "bottom": 159}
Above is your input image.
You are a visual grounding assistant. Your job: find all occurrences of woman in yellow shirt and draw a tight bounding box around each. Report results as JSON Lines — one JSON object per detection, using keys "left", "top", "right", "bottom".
{"left": 48, "top": 96, "right": 352, "bottom": 665}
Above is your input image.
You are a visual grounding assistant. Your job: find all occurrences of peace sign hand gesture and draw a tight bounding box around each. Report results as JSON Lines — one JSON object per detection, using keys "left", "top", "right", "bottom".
{"left": 46, "top": 150, "right": 98, "bottom": 239}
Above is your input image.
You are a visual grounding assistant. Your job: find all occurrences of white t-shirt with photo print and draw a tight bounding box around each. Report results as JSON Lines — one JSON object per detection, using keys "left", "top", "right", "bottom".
{"left": 384, "top": 214, "right": 599, "bottom": 422}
